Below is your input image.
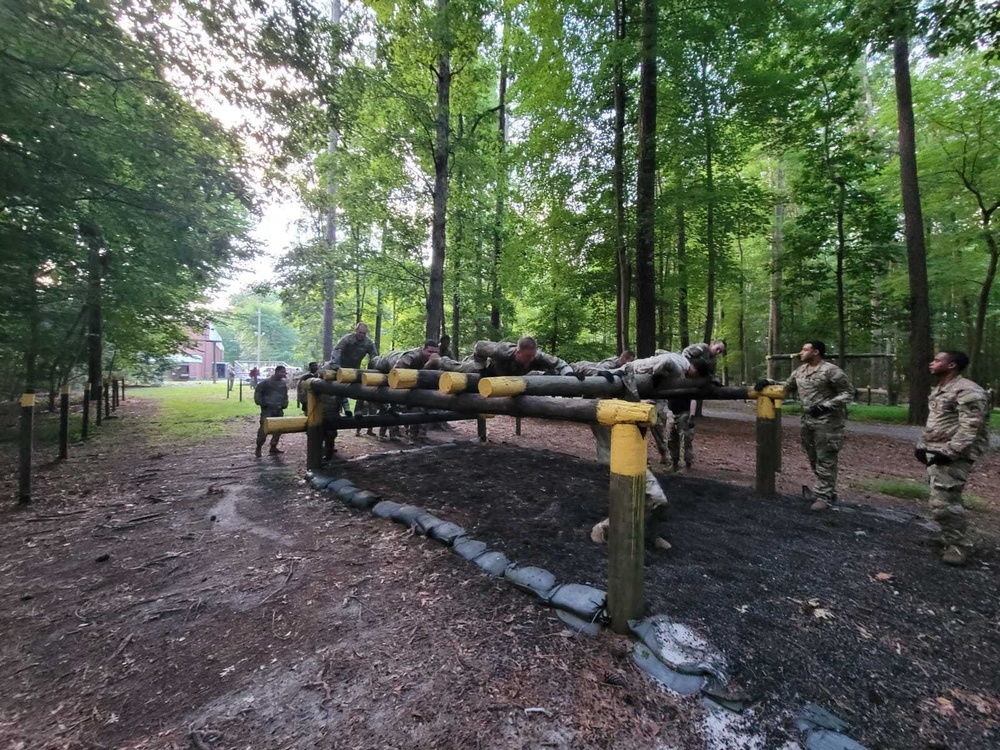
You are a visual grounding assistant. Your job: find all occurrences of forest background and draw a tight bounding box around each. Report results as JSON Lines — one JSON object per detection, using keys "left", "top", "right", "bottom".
{"left": 2, "top": 0, "right": 1000, "bottom": 423}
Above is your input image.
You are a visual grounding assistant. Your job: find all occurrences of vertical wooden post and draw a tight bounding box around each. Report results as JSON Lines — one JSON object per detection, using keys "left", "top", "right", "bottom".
{"left": 58, "top": 383, "right": 70, "bottom": 460}
{"left": 239, "top": 378, "right": 243, "bottom": 402}
{"left": 94, "top": 380, "right": 102, "bottom": 426}
{"left": 82, "top": 383, "right": 91, "bottom": 439}
{"left": 18, "top": 393, "right": 35, "bottom": 504}
{"left": 607, "top": 422, "right": 646, "bottom": 634}
{"left": 867, "top": 386, "right": 872, "bottom": 406}
{"left": 755, "top": 395, "right": 779, "bottom": 497}
{"left": 306, "top": 388, "right": 324, "bottom": 471}
{"left": 477, "top": 416, "right": 488, "bottom": 442}
{"left": 111, "top": 378, "right": 118, "bottom": 410}
{"left": 120, "top": 378, "right": 125, "bottom": 402}
{"left": 773, "top": 399, "right": 782, "bottom": 473}
{"left": 103, "top": 380, "right": 110, "bottom": 418}
{"left": 515, "top": 416, "right": 522, "bottom": 436}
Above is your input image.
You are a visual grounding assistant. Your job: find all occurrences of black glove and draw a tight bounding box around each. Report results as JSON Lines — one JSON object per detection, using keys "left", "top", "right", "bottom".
{"left": 342, "top": 408, "right": 353, "bottom": 418}
{"left": 914, "top": 447, "right": 927, "bottom": 465}
{"left": 807, "top": 404, "right": 831, "bottom": 418}
{"left": 573, "top": 371, "right": 587, "bottom": 381}
{"left": 596, "top": 370, "right": 615, "bottom": 383}
{"left": 754, "top": 379, "right": 770, "bottom": 393}
{"left": 926, "top": 451, "right": 952, "bottom": 466}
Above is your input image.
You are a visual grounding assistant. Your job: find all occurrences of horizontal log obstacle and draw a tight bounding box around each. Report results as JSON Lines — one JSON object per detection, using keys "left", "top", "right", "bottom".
{"left": 264, "top": 409, "right": 479, "bottom": 435}
{"left": 438, "top": 372, "right": 482, "bottom": 394}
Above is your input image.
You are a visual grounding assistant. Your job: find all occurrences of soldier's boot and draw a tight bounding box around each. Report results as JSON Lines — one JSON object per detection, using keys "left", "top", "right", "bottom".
{"left": 254, "top": 445, "right": 263, "bottom": 458}
{"left": 646, "top": 504, "right": 671, "bottom": 551}
{"left": 941, "top": 545, "right": 971, "bottom": 566}
{"left": 590, "top": 518, "right": 610, "bottom": 544}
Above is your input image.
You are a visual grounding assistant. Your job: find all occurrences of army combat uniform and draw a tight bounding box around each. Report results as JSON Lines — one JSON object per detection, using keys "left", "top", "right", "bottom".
{"left": 323, "top": 334, "right": 379, "bottom": 449}
{"left": 469, "top": 340, "right": 574, "bottom": 376}
{"left": 783, "top": 360, "right": 854, "bottom": 505}
{"left": 664, "top": 343, "right": 721, "bottom": 470}
{"left": 917, "top": 375, "right": 990, "bottom": 554}
{"left": 570, "top": 356, "right": 623, "bottom": 377}
{"left": 254, "top": 377, "right": 289, "bottom": 455}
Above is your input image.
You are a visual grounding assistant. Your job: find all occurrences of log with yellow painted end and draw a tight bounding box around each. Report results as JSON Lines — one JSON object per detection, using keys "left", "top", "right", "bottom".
{"left": 263, "top": 416, "right": 307, "bottom": 435}
{"left": 596, "top": 399, "right": 657, "bottom": 426}
{"left": 478, "top": 377, "right": 527, "bottom": 398}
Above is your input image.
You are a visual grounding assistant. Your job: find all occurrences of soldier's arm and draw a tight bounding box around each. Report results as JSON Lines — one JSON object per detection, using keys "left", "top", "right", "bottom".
{"left": 327, "top": 335, "right": 351, "bottom": 368}
{"left": 366, "top": 340, "right": 379, "bottom": 364}
{"left": 253, "top": 383, "right": 265, "bottom": 406}
{"left": 681, "top": 343, "right": 709, "bottom": 362}
{"left": 945, "top": 391, "right": 989, "bottom": 458}
{"left": 537, "top": 351, "right": 574, "bottom": 375}
{"left": 471, "top": 341, "right": 496, "bottom": 372}
{"left": 280, "top": 384, "right": 289, "bottom": 410}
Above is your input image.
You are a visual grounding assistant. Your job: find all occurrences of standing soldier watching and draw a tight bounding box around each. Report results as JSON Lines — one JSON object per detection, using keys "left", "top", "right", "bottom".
{"left": 254, "top": 365, "right": 289, "bottom": 457}
{"left": 756, "top": 340, "right": 853, "bottom": 512}
{"left": 915, "top": 351, "right": 990, "bottom": 566}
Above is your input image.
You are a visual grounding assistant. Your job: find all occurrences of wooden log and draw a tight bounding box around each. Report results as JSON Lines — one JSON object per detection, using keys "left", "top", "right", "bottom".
{"left": 82, "top": 382, "right": 90, "bottom": 439}
{"left": 766, "top": 353, "right": 895, "bottom": 360}
{"left": 388, "top": 369, "right": 443, "bottom": 390}
{"left": 361, "top": 372, "right": 387, "bottom": 387}
{"left": 607, "top": 422, "right": 646, "bottom": 633}
{"left": 755, "top": 395, "right": 779, "bottom": 497}
{"left": 438, "top": 371, "right": 481, "bottom": 394}
{"left": 94, "top": 380, "right": 102, "bottom": 426}
{"left": 58, "top": 383, "right": 70, "bottom": 460}
{"left": 477, "top": 374, "right": 769, "bottom": 402}
{"left": 239, "top": 378, "right": 243, "bottom": 402}
{"left": 120, "top": 378, "right": 125, "bottom": 401}
{"left": 305, "top": 390, "right": 323, "bottom": 471}
{"left": 312, "top": 381, "right": 657, "bottom": 425}
{"left": 336, "top": 368, "right": 362, "bottom": 384}
{"left": 263, "top": 416, "right": 308, "bottom": 435}
{"left": 515, "top": 416, "right": 522, "bottom": 435}
{"left": 325, "top": 411, "right": 477, "bottom": 429}
{"left": 18, "top": 393, "right": 34, "bottom": 504}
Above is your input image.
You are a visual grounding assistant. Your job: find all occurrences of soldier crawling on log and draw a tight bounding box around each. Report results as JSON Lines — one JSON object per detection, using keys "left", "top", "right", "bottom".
{"left": 369, "top": 340, "right": 443, "bottom": 441}
{"left": 453, "top": 336, "right": 576, "bottom": 376}
{"left": 570, "top": 350, "right": 635, "bottom": 377}
{"left": 660, "top": 341, "right": 726, "bottom": 473}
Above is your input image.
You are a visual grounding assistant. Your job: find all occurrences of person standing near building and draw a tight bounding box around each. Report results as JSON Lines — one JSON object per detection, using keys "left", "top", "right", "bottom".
{"left": 254, "top": 366, "right": 289, "bottom": 457}
{"left": 756, "top": 340, "right": 853, "bottom": 512}
{"left": 915, "top": 351, "right": 991, "bottom": 566}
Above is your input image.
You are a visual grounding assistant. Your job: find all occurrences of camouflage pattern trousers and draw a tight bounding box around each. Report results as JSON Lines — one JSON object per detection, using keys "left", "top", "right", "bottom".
{"left": 668, "top": 412, "right": 694, "bottom": 465}
{"left": 926, "top": 459, "right": 973, "bottom": 547}
{"left": 799, "top": 417, "right": 845, "bottom": 503}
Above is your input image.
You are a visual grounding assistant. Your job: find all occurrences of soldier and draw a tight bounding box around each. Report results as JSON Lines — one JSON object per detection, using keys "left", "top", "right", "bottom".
{"left": 756, "top": 340, "right": 853, "bottom": 512}
{"left": 396, "top": 339, "right": 442, "bottom": 370}
{"left": 254, "top": 365, "right": 289, "bottom": 457}
{"left": 297, "top": 361, "right": 319, "bottom": 412}
{"left": 439, "top": 334, "right": 453, "bottom": 359}
{"left": 326, "top": 322, "right": 379, "bottom": 370}
{"left": 570, "top": 350, "right": 635, "bottom": 377}
{"left": 666, "top": 341, "right": 727, "bottom": 472}
{"left": 915, "top": 351, "right": 990, "bottom": 566}
{"left": 469, "top": 337, "right": 575, "bottom": 376}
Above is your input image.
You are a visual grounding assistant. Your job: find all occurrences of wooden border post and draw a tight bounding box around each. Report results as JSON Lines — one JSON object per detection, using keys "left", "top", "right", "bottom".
{"left": 515, "top": 417, "right": 522, "bottom": 436}
{"left": 103, "top": 379, "right": 110, "bottom": 418}
{"left": 477, "top": 416, "right": 488, "bottom": 442}
{"left": 94, "top": 380, "right": 102, "bottom": 426}
{"left": 239, "top": 378, "right": 243, "bottom": 402}
{"left": 82, "top": 382, "right": 91, "bottom": 439}
{"left": 305, "top": 388, "right": 323, "bottom": 471}
{"left": 19, "top": 393, "right": 35, "bottom": 504}
{"left": 120, "top": 377, "right": 125, "bottom": 402}
{"left": 755, "top": 391, "right": 779, "bottom": 497}
{"left": 58, "top": 383, "right": 70, "bottom": 460}
{"left": 597, "top": 399, "right": 657, "bottom": 634}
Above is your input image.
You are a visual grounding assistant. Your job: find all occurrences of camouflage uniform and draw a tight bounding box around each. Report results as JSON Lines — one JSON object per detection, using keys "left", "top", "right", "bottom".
{"left": 326, "top": 333, "right": 378, "bottom": 369}
{"left": 254, "top": 377, "right": 289, "bottom": 452}
{"left": 371, "top": 350, "right": 403, "bottom": 373}
{"left": 396, "top": 347, "right": 442, "bottom": 371}
{"left": 470, "top": 341, "right": 574, "bottom": 376}
{"left": 783, "top": 360, "right": 854, "bottom": 504}
{"left": 570, "top": 356, "right": 623, "bottom": 376}
{"left": 917, "top": 375, "right": 990, "bottom": 549}
{"left": 662, "top": 344, "right": 721, "bottom": 469}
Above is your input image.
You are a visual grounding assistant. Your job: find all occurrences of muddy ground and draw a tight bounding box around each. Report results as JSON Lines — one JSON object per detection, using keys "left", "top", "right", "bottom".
{"left": 1, "top": 397, "right": 998, "bottom": 749}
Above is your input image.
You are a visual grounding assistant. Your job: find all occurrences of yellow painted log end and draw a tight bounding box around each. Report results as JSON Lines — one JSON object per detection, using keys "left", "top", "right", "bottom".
{"left": 756, "top": 396, "right": 776, "bottom": 419}
{"left": 321, "top": 369, "right": 336, "bottom": 380}
{"left": 264, "top": 416, "right": 307, "bottom": 435}
{"left": 438, "top": 371, "right": 468, "bottom": 394}
{"left": 362, "top": 372, "right": 387, "bottom": 387}
{"left": 597, "top": 399, "right": 657, "bottom": 426}
{"left": 610, "top": 423, "right": 647, "bottom": 476}
{"left": 20, "top": 393, "right": 36, "bottom": 408}
{"left": 749, "top": 385, "right": 787, "bottom": 400}
{"left": 336, "top": 368, "right": 358, "bottom": 383}
{"left": 60, "top": 383, "right": 70, "bottom": 395}
{"left": 478, "top": 377, "right": 526, "bottom": 398}
{"left": 388, "top": 369, "right": 419, "bottom": 389}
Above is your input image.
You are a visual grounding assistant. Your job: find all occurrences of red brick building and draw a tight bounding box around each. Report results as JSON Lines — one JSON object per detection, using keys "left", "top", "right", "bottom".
{"left": 170, "top": 324, "right": 226, "bottom": 381}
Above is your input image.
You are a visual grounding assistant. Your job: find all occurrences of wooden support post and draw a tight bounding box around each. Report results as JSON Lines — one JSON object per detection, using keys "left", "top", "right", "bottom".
{"left": 866, "top": 386, "right": 872, "bottom": 406}
{"left": 755, "top": 395, "right": 779, "bottom": 497}
{"left": 120, "top": 378, "right": 125, "bottom": 402}
{"left": 239, "top": 378, "right": 243, "bottom": 402}
{"left": 477, "top": 416, "right": 488, "bottom": 442}
{"left": 112, "top": 378, "right": 118, "bottom": 409}
{"left": 18, "top": 393, "right": 35, "bottom": 505}
{"left": 305, "top": 390, "right": 324, "bottom": 471}
{"left": 774, "top": 400, "right": 782, "bottom": 473}
{"left": 607, "top": 422, "right": 646, "bottom": 633}
{"left": 104, "top": 380, "right": 110, "bottom": 418}
{"left": 515, "top": 416, "right": 522, "bottom": 436}
{"left": 94, "top": 380, "right": 102, "bottom": 426}
{"left": 58, "top": 383, "right": 70, "bottom": 460}
{"left": 82, "top": 382, "right": 91, "bottom": 439}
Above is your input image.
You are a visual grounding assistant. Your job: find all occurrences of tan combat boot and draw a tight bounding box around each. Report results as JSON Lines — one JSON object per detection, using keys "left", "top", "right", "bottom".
{"left": 941, "top": 545, "right": 970, "bottom": 566}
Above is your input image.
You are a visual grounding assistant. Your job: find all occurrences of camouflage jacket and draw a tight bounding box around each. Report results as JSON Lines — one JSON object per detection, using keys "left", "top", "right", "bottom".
{"left": 327, "top": 334, "right": 378, "bottom": 369}
{"left": 918, "top": 375, "right": 990, "bottom": 460}
{"left": 570, "top": 356, "right": 623, "bottom": 376}
{"left": 471, "top": 341, "right": 573, "bottom": 376}
{"left": 618, "top": 351, "right": 691, "bottom": 379}
{"left": 371, "top": 350, "right": 403, "bottom": 374}
{"left": 396, "top": 347, "right": 440, "bottom": 370}
{"left": 784, "top": 360, "right": 853, "bottom": 423}
{"left": 254, "top": 377, "right": 288, "bottom": 412}
{"left": 682, "top": 343, "right": 718, "bottom": 374}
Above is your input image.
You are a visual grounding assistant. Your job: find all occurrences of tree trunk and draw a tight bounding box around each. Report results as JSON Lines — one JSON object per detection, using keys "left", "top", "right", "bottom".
{"left": 835, "top": 179, "right": 847, "bottom": 369}
{"left": 894, "top": 32, "right": 933, "bottom": 424}
{"left": 613, "top": 0, "right": 631, "bottom": 353}
{"left": 375, "top": 288, "right": 383, "bottom": 353}
{"left": 322, "top": 0, "right": 342, "bottom": 361}
{"left": 453, "top": 115, "right": 465, "bottom": 355}
{"left": 80, "top": 222, "right": 104, "bottom": 414}
{"left": 633, "top": 0, "right": 657, "bottom": 358}
{"left": 738, "top": 234, "right": 748, "bottom": 384}
{"left": 768, "top": 161, "right": 784, "bottom": 378}
{"left": 427, "top": 0, "right": 451, "bottom": 341}
{"left": 969, "top": 225, "right": 998, "bottom": 379}
{"left": 702, "top": 70, "right": 716, "bottom": 344}
{"left": 677, "top": 190, "right": 689, "bottom": 349}
{"left": 491, "top": 20, "right": 508, "bottom": 336}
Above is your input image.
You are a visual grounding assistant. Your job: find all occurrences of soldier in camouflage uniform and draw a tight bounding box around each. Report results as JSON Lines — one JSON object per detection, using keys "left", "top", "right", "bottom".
{"left": 254, "top": 366, "right": 289, "bottom": 457}
{"left": 757, "top": 340, "right": 853, "bottom": 512}
{"left": 570, "top": 350, "right": 635, "bottom": 377}
{"left": 468, "top": 337, "right": 575, "bottom": 376}
{"left": 664, "top": 341, "right": 726, "bottom": 472}
{"left": 915, "top": 351, "right": 991, "bottom": 566}
{"left": 323, "top": 323, "right": 378, "bottom": 452}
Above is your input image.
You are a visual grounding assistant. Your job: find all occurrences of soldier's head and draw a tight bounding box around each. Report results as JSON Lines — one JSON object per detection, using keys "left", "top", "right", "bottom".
{"left": 709, "top": 340, "right": 727, "bottom": 357}
{"left": 354, "top": 323, "right": 370, "bottom": 341}
{"left": 514, "top": 336, "right": 538, "bottom": 367}
{"left": 307, "top": 361, "right": 319, "bottom": 374}
{"left": 930, "top": 350, "right": 968, "bottom": 378}
{"left": 799, "top": 340, "right": 826, "bottom": 364}
{"left": 618, "top": 349, "right": 636, "bottom": 367}
{"left": 440, "top": 334, "right": 450, "bottom": 348}
{"left": 272, "top": 365, "right": 287, "bottom": 381}
{"left": 421, "top": 339, "right": 440, "bottom": 356}
{"left": 685, "top": 359, "right": 711, "bottom": 378}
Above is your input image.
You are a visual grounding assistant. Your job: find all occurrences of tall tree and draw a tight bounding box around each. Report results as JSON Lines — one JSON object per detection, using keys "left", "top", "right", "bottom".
{"left": 634, "top": 0, "right": 658, "bottom": 356}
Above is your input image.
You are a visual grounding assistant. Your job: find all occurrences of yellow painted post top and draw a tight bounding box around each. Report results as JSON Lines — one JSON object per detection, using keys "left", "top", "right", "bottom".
{"left": 60, "top": 383, "right": 70, "bottom": 395}
{"left": 20, "top": 393, "right": 36, "bottom": 408}
{"left": 596, "top": 399, "right": 657, "bottom": 426}
{"left": 322, "top": 369, "right": 336, "bottom": 380}
{"left": 748, "top": 385, "right": 787, "bottom": 400}
{"left": 336, "top": 368, "right": 358, "bottom": 383}
{"left": 479, "top": 376, "right": 526, "bottom": 398}
{"left": 756, "top": 396, "right": 776, "bottom": 419}
{"left": 439, "top": 371, "right": 468, "bottom": 394}
{"left": 610, "top": 423, "right": 647, "bottom": 476}
{"left": 388, "top": 369, "right": 419, "bottom": 389}
{"left": 264, "top": 416, "right": 307, "bottom": 435}
{"left": 306, "top": 391, "right": 323, "bottom": 427}
{"left": 361, "top": 372, "right": 387, "bottom": 387}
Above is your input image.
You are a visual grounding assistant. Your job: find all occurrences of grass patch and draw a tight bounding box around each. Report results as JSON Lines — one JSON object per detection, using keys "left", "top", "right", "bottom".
{"left": 130, "top": 382, "right": 261, "bottom": 440}
{"left": 781, "top": 402, "right": 1000, "bottom": 429}
{"left": 865, "top": 478, "right": 930, "bottom": 500}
